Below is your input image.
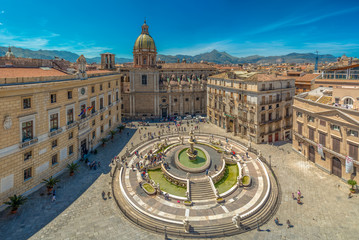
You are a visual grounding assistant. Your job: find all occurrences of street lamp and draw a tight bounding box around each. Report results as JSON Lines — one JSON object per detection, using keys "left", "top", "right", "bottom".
{"left": 256, "top": 217, "right": 260, "bottom": 231}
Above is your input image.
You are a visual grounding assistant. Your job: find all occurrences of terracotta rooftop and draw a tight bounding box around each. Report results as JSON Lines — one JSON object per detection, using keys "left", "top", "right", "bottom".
{"left": 295, "top": 73, "right": 320, "bottom": 83}
{"left": 210, "top": 71, "right": 293, "bottom": 82}
{"left": 0, "top": 67, "right": 68, "bottom": 78}
{"left": 327, "top": 64, "right": 359, "bottom": 71}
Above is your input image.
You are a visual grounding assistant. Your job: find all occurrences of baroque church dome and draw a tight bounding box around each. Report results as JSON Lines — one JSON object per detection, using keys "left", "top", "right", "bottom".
{"left": 134, "top": 21, "right": 156, "bottom": 51}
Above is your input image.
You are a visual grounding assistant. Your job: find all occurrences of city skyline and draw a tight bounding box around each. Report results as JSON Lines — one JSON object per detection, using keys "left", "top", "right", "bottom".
{"left": 0, "top": 0, "right": 359, "bottom": 58}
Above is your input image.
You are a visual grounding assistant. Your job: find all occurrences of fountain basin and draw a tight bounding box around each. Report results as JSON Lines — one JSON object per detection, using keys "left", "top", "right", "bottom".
{"left": 175, "top": 146, "right": 211, "bottom": 173}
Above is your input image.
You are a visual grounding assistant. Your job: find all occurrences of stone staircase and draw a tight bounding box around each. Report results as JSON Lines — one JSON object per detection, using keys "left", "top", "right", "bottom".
{"left": 112, "top": 164, "right": 280, "bottom": 238}
{"left": 190, "top": 178, "right": 216, "bottom": 201}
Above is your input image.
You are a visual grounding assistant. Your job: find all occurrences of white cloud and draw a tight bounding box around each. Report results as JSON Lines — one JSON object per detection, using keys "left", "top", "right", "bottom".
{"left": 0, "top": 23, "right": 3, "bottom": 26}
{"left": 1, "top": 11, "right": 4, "bottom": 14}
{"left": 248, "top": 7, "right": 359, "bottom": 35}
{"left": 0, "top": 29, "right": 110, "bottom": 58}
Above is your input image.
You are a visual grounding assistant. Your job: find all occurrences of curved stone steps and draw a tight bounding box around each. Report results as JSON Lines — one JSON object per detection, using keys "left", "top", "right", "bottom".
{"left": 190, "top": 179, "right": 216, "bottom": 201}
{"left": 113, "top": 163, "right": 280, "bottom": 238}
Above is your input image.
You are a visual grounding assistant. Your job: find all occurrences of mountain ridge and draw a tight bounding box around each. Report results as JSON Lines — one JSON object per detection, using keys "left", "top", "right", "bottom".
{"left": 0, "top": 46, "right": 337, "bottom": 64}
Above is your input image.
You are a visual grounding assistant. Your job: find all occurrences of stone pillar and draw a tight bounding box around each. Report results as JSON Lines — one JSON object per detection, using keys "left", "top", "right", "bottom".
{"left": 130, "top": 94, "right": 133, "bottom": 116}
{"left": 180, "top": 94, "right": 183, "bottom": 115}
{"left": 133, "top": 95, "right": 136, "bottom": 117}
{"left": 169, "top": 95, "right": 172, "bottom": 116}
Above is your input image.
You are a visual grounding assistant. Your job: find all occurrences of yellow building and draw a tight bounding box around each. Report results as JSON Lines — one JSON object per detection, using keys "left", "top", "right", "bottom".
{"left": 293, "top": 87, "right": 359, "bottom": 181}
{"left": 0, "top": 57, "right": 121, "bottom": 205}
{"left": 207, "top": 71, "right": 295, "bottom": 143}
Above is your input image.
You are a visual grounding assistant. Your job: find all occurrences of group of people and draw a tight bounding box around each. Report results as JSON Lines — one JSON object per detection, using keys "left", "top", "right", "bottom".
{"left": 87, "top": 160, "right": 101, "bottom": 170}
{"left": 274, "top": 218, "right": 292, "bottom": 228}
{"left": 292, "top": 189, "right": 303, "bottom": 204}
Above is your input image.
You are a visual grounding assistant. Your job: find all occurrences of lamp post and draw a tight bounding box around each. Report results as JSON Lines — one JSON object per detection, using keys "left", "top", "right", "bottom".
{"left": 256, "top": 217, "right": 260, "bottom": 231}
{"left": 269, "top": 155, "right": 272, "bottom": 168}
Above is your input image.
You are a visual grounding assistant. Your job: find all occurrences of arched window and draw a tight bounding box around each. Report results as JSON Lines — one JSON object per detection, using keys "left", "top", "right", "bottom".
{"left": 344, "top": 98, "right": 353, "bottom": 106}
{"left": 143, "top": 57, "right": 147, "bottom": 65}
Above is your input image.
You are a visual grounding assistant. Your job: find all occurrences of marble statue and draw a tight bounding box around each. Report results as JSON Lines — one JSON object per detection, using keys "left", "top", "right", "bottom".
{"left": 183, "top": 219, "right": 190, "bottom": 233}
{"left": 232, "top": 214, "right": 241, "bottom": 228}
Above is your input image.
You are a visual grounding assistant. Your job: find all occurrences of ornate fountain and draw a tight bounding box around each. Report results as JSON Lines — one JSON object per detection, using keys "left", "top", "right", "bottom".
{"left": 186, "top": 129, "right": 198, "bottom": 161}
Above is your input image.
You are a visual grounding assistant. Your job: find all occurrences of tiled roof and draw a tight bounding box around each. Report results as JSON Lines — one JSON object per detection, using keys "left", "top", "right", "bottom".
{"left": 295, "top": 73, "right": 320, "bottom": 82}
{"left": 0, "top": 67, "right": 68, "bottom": 78}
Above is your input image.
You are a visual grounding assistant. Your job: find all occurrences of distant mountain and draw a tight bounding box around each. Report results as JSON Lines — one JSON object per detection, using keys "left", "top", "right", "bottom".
{"left": 158, "top": 50, "right": 337, "bottom": 64}
{"left": 0, "top": 46, "right": 132, "bottom": 64}
{"left": 0, "top": 46, "right": 337, "bottom": 65}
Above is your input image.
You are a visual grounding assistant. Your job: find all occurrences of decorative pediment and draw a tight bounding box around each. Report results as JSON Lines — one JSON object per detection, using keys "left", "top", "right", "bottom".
{"left": 316, "top": 109, "right": 359, "bottom": 126}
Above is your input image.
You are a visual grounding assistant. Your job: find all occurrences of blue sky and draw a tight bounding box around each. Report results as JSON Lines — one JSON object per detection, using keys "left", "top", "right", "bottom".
{"left": 0, "top": 0, "right": 359, "bottom": 58}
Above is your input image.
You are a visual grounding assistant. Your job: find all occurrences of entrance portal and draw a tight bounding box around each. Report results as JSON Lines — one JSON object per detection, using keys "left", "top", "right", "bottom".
{"left": 309, "top": 145, "right": 315, "bottom": 162}
{"left": 81, "top": 139, "right": 87, "bottom": 158}
{"left": 162, "top": 108, "right": 167, "bottom": 118}
{"left": 332, "top": 157, "right": 342, "bottom": 178}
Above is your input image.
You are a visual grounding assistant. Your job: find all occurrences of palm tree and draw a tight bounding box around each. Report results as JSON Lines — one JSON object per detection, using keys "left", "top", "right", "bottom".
{"left": 110, "top": 130, "right": 116, "bottom": 139}
{"left": 117, "top": 125, "right": 125, "bottom": 133}
{"left": 42, "top": 176, "right": 60, "bottom": 192}
{"left": 101, "top": 138, "right": 108, "bottom": 147}
{"left": 4, "top": 194, "right": 27, "bottom": 213}
{"left": 67, "top": 162, "right": 80, "bottom": 176}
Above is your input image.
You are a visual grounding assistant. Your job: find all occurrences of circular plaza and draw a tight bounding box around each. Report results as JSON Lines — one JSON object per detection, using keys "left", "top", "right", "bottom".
{"left": 112, "top": 129, "right": 279, "bottom": 238}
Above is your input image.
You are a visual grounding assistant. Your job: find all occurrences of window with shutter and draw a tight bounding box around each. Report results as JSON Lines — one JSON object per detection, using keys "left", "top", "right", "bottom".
{"left": 297, "top": 122, "right": 303, "bottom": 135}
{"left": 332, "top": 138, "right": 340, "bottom": 153}
{"left": 309, "top": 128, "right": 314, "bottom": 141}
{"left": 349, "top": 144, "right": 358, "bottom": 160}
{"left": 319, "top": 132, "right": 326, "bottom": 147}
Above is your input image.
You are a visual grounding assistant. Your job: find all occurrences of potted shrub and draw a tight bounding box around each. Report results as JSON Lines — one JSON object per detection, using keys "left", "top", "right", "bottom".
{"left": 94, "top": 149, "right": 98, "bottom": 155}
{"left": 242, "top": 175, "right": 251, "bottom": 187}
{"left": 42, "top": 176, "right": 60, "bottom": 193}
{"left": 142, "top": 183, "right": 156, "bottom": 195}
{"left": 184, "top": 200, "right": 192, "bottom": 206}
{"left": 110, "top": 130, "right": 116, "bottom": 139}
{"left": 348, "top": 179, "right": 357, "bottom": 193}
{"left": 101, "top": 138, "right": 108, "bottom": 147}
{"left": 117, "top": 125, "right": 125, "bottom": 133}
{"left": 216, "top": 197, "right": 225, "bottom": 203}
{"left": 67, "top": 162, "right": 79, "bottom": 176}
{"left": 4, "top": 194, "right": 27, "bottom": 214}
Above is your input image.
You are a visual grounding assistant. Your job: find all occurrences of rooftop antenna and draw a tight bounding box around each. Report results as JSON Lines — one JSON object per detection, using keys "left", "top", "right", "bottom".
{"left": 315, "top": 50, "right": 319, "bottom": 73}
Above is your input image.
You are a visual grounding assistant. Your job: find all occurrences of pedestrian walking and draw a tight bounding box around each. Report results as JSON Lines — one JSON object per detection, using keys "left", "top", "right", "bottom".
{"left": 292, "top": 192, "right": 295, "bottom": 200}
{"left": 98, "top": 161, "right": 101, "bottom": 168}
{"left": 102, "top": 191, "right": 106, "bottom": 199}
{"left": 286, "top": 220, "right": 291, "bottom": 228}
{"left": 52, "top": 191, "right": 56, "bottom": 202}
{"left": 297, "top": 198, "right": 301, "bottom": 204}
{"left": 205, "top": 169, "right": 209, "bottom": 175}
{"left": 298, "top": 189, "right": 301, "bottom": 198}
{"left": 107, "top": 191, "right": 111, "bottom": 199}
{"left": 274, "top": 217, "right": 279, "bottom": 225}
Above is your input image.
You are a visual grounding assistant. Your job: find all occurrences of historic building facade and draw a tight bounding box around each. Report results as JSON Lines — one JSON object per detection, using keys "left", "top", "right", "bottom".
{"left": 0, "top": 56, "right": 121, "bottom": 205}
{"left": 207, "top": 71, "right": 295, "bottom": 143}
{"left": 120, "top": 21, "right": 216, "bottom": 119}
{"left": 293, "top": 87, "right": 359, "bottom": 181}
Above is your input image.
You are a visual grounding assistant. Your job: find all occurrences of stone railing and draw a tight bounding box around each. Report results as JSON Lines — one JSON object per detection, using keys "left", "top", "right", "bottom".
{"left": 48, "top": 128, "right": 63, "bottom": 137}
{"left": 161, "top": 163, "right": 187, "bottom": 187}
{"left": 210, "top": 158, "right": 226, "bottom": 184}
{"left": 66, "top": 121, "right": 77, "bottom": 130}
{"left": 19, "top": 137, "right": 38, "bottom": 149}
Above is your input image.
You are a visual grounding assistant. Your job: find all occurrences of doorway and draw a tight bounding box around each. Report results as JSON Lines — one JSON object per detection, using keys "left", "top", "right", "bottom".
{"left": 309, "top": 145, "right": 315, "bottom": 162}
{"left": 162, "top": 108, "right": 167, "bottom": 118}
{"left": 332, "top": 157, "right": 342, "bottom": 178}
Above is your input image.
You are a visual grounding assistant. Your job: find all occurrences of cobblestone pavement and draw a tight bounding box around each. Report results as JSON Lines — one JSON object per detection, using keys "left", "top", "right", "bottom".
{"left": 0, "top": 121, "right": 358, "bottom": 240}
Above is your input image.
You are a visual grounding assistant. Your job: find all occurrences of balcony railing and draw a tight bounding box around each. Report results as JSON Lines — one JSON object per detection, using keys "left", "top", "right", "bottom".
{"left": 66, "top": 121, "right": 77, "bottom": 130}
{"left": 19, "top": 137, "right": 38, "bottom": 149}
{"left": 48, "top": 128, "right": 63, "bottom": 137}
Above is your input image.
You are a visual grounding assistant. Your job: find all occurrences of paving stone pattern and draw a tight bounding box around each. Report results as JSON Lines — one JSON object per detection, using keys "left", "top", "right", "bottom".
{"left": 0, "top": 121, "right": 358, "bottom": 240}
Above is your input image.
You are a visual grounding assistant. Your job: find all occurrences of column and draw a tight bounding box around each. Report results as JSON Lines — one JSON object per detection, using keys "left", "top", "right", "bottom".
{"left": 154, "top": 94, "right": 156, "bottom": 117}
{"left": 191, "top": 95, "right": 194, "bottom": 115}
{"left": 130, "top": 93, "right": 132, "bottom": 116}
{"left": 169, "top": 95, "right": 172, "bottom": 116}
{"left": 180, "top": 94, "right": 183, "bottom": 115}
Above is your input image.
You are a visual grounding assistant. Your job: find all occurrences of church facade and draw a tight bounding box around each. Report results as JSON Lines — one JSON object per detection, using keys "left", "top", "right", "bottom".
{"left": 120, "top": 21, "right": 217, "bottom": 119}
